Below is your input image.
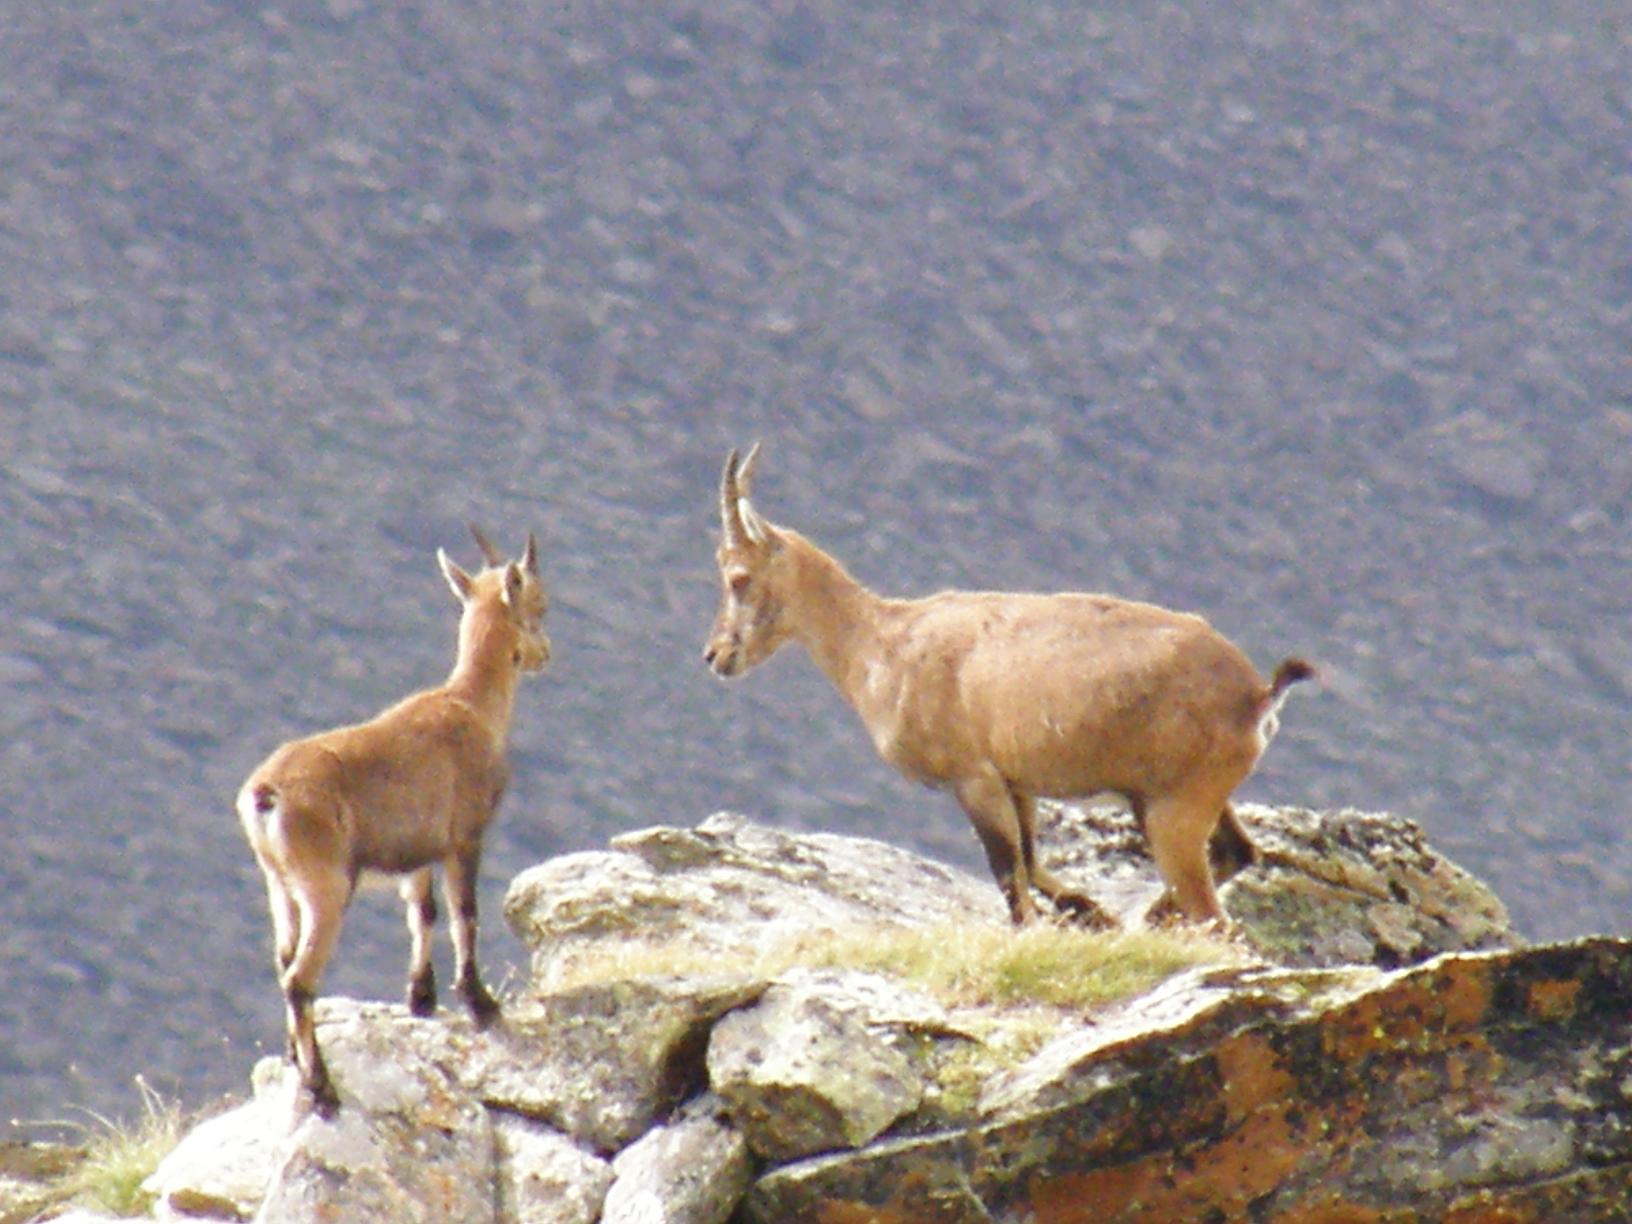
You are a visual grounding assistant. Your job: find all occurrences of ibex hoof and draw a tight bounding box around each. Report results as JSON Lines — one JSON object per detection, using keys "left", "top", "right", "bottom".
{"left": 307, "top": 1076, "right": 341, "bottom": 1120}
{"left": 407, "top": 972, "right": 437, "bottom": 1018}
{"left": 467, "top": 987, "right": 502, "bottom": 1030}
{"left": 1144, "top": 891, "right": 1183, "bottom": 929}
{"left": 1054, "top": 890, "right": 1118, "bottom": 931}
{"left": 1144, "top": 891, "right": 1233, "bottom": 937}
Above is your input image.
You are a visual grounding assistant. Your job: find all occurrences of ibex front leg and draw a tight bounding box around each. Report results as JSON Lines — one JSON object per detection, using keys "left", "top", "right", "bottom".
{"left": 955, "top": 768, "right": 1039, "bottom": 925}
{"left": 443, "top": 849, "right": 499, "bottom": 1027}
{"left": 400, "top": 869, "right": 438, "bottom": 1017}
{"left": 1012, "top": 790, "right": 1116, "bottom": 929}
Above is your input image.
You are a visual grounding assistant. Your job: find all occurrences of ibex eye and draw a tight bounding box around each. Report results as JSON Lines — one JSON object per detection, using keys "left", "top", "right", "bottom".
{"left": 729, "top": 572, "right": 751, "bottom": 595}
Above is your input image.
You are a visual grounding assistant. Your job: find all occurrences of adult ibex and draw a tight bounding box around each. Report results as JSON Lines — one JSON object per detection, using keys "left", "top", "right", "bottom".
{"left": 237, "top": 527, "right": 549, "bottom": 1115}
{"left": 704, "top": 445, "right": 1312, "bottom": 930}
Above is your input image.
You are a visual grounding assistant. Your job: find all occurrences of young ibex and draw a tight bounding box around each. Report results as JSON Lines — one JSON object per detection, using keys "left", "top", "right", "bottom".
{"left": 237, "top": 527, "right": 550, "bottom": 1116}
{"left": 704, "top": 445, "right": 1313, "bottom": 931}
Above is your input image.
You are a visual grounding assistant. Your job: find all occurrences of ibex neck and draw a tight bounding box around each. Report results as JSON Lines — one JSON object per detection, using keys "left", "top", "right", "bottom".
{"left": 445, "top": 608, "right": 520, "bottom": 732}
{"left": 785, "top": 532, "right": 898, "bottom": 706}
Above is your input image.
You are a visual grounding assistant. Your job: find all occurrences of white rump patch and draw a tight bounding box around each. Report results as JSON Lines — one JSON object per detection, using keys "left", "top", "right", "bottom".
{"left": 1255, "top": 689, "right": 1294, "bottom": 755}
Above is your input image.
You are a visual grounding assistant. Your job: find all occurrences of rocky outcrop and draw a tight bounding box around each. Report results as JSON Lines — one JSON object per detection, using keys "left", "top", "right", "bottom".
{"left": 749, "top": 939, "right": 1632, "bottom": 1221}
{"left": 19, "top": 802, "right": 1632, "bottom": 1222}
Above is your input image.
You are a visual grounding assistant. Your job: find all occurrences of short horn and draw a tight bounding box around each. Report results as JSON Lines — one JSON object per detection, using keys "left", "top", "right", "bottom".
{"left": 521, "top": 531, "right": 539, "bottom": 576}
{"left": 468, "top": 523, "right": 504, "bottom": 568}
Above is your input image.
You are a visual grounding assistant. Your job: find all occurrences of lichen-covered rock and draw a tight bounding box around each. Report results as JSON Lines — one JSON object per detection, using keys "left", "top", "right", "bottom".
{"left": 599, "top": 1096, "right": 750, "bottom": 1224}
{"left": 745, "top": 937, "right": 1632, "bottom": 1222}
{"left": 1037, "top": 800, "right": 1517, "bottom": 964}
{"left": 707, "top": 970, "right": 929, "bottom": 1163}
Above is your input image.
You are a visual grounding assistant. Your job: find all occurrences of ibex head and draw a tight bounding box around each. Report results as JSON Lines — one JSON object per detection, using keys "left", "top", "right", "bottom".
{"left": 440, "top": 527, "right": 551, "bottom": 673}
{"left": 705, "top": 443, "right": 792, "bottom": 678}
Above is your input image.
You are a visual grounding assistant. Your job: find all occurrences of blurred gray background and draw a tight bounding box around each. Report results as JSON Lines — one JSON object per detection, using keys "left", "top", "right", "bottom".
{"left": 2, "top": 0, "right": 1628, "bottom": 1127}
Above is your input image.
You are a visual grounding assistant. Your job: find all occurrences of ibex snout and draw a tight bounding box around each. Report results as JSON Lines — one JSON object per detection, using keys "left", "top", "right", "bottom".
{"left": 704, "top": 633, "right": 745, "bottom": 678}
{"left": 516, "top": 626, "right": 551, "bottom": 673}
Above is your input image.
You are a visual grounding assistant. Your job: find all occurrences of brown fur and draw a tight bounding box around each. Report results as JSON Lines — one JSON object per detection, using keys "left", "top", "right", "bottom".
{"left": 237, "top": 528, "right": 549, "bottom": 1116}
{"left": 704, "top": 446, "right": 1313, "bottom": 931}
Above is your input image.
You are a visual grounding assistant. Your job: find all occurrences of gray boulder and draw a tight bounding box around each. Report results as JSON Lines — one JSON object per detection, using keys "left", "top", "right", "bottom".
{"left": 747, "top": 938, "right": 1632, "bottom": 1222}
{"left": 706, "top": 969, "right": 930, "bottom": 1163}
{"left": 599, "top": 1096, "right": 750, "bottom": 1224}
{"left": 492, "top": 1113, "right": 611, "bottom": 1224}
{"left": 476, "top": 977, "right": 764, "bottom": 1152}
{"left": 251, "top": 1010, "right": 496, "bottom": 1224}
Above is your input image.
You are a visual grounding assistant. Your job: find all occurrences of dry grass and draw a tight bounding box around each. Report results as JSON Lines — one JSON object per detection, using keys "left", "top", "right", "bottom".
{"left": 23, "top": 1078, "right": 187, "bottom": 1220}
{"left": 546, "top": 920, "right": 1237, "bottom": 1013}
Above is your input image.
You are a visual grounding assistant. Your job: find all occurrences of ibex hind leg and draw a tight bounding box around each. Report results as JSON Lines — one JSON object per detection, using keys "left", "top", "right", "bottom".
{"left": 1208, "top": 803, "right": 1258, "bottom": 885}
{"left": 256, "top": 866, "right": 302, "bottom": 1062}
{"left": 1146, "top": 803, "right": 1259, "bottom": 926}
{"left": 282, "top": 869, "right": 350, "bottom": 1117}
{"left": 1142, "top": 795, "right": 1231, "bottom": 932}
{"left": 259, "top": 867, "right": 301, "bottom": 977}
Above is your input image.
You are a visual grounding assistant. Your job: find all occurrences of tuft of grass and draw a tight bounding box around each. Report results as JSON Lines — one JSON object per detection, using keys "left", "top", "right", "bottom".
{"left": 781, "top": 922, "right": 1236, "bottom": 1010}
{"left": 546, "top": 920, "right": 1236, "bottom": 1013}
{"left": 29, "top": 1077, "right": 188, "bottom": 1219}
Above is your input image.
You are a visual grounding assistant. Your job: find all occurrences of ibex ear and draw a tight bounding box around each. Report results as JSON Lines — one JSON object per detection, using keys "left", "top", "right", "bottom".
{"left": 469, "top": 523, "right": 504, "bottom": 568}
{"left": 500, "top": 561, "right": 525, "bottom": 609}
{"left": 439, "top": 549, "right": 475, "bottom": 603}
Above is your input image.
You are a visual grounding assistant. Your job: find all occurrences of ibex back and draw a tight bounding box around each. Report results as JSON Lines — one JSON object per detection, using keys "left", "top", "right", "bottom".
{"left": 704, "top": 445, "right": 1312, "bottom": 930}
{"left": 237, "top": 527, "right": 549, "bottom": 1116}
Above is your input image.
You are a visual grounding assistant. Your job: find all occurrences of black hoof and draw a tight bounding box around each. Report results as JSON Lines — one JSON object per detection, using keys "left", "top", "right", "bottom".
{"left": 465, "top": 984, "right": 501, "bottom": 1030}
{"left": 1055, "top": 890, "right": 1118, "bottom": 931}
{"left": 407, "top": 971, "right": 437, "bottom": 1018}
{"left": 307, "top": 1076, "right": 341, "bottom": 1120}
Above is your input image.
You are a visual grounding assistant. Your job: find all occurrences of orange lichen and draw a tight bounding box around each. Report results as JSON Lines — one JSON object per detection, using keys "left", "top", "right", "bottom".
{"left": 1525, "top": 977, "right": 1581, "bottom": 1023}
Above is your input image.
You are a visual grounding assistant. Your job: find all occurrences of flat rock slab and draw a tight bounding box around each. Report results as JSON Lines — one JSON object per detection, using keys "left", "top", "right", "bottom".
{"left": 504, "top": 811, "right": 1012, "bottom": 986}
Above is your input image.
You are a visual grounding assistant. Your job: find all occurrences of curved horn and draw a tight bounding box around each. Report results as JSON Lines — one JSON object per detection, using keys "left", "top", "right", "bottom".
{"left": 719, "top": 448, "right": 747, "bottom": 547}
{"left": 719, "top": 443, "right": 767, "bottom": 548}
{"left": 737, "top": 440, "right": 761, "bottom": 497}
{"left": 521, "top": 531, "right": 539, "bottom": 577}
{"left": 468, "top": 523, "right": 504, "bottom": 568}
